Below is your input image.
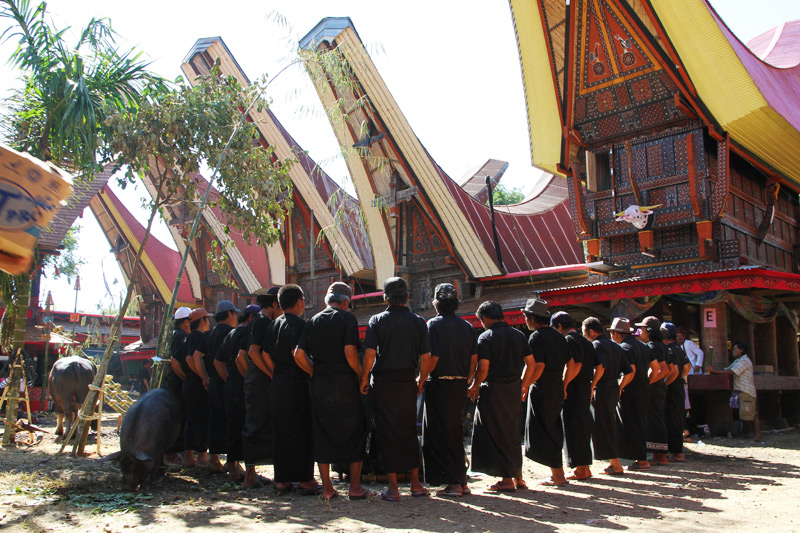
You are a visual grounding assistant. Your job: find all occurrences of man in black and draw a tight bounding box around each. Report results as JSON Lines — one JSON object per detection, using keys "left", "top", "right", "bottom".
{"left": 469, "top": 301, "right": 535, "bottom": 493}
{"left": 361, "top": 277, "right": 431, "bottom": 502}
{"left": 612, "top": 317, "right": 659, "bottom": 471}
{"left": 418, "top": 283, "right": 477, "bottom": 497}
{"left": 182, "top": 307, "right": 212, "bottom": 468}
{"left": 214, "top": 304, "right": 260, "bottom": 482}
{"left": 295, "top": 282, "right": 370, "bottom": 501}
{"left": 164, "top": 307, "right": 191, "bottom": 464}
{"left": 137, "top": 359, "right": 152, "bottom": 394}
{"left": 523, "top": 299, "right": 577, "bottom": 487}
{"left": 263, "top": 284, "right": 318, "bottom": 495}
{"left": 551, "top": 311, "right": 600, "bottom": 481}
{"left": 200, "top": 300, "right": 239, "bottom": 473}
{"left": 635, "top": 316, "right": 670, "bottom": 465}
{"left": 661, "top": 321, "right": 691, "bottom": 462}
{"left": 241, "top": 287, "right": 281, "bottom": 489}
{"left": 583, "top": 317, "right": 633, "bottom": 475}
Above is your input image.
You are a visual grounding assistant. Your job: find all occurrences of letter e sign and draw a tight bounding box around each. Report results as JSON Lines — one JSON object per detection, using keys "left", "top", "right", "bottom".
{"left": 704, "top": 308, "right": 717, "bottom": 328}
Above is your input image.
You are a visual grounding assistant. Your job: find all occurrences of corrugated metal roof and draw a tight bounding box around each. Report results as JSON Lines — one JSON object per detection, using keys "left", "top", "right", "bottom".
{"left": 747, "top": 19, "right": 800, "bottom": 68}
{"left": 457, "top": 159, "right": 508, "bottom": 204}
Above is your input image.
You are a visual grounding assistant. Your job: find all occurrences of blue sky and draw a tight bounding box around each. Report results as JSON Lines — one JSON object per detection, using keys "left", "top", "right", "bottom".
{"left": 1, "top": 0, "right": 798, "bottom": 312}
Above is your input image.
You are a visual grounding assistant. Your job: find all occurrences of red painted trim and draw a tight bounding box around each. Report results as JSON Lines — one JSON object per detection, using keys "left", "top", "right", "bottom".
{"left": 351, "top": 291, "right": 384, "bottom": 301}
{"left": 480, "top": 262, "right": 596, "bottom": 282}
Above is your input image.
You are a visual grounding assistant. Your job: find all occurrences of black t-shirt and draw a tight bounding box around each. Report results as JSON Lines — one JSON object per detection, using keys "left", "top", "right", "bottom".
{"left": 265, "top": 313, "right": 306, "bottom": 374}
{"left": 171, "top": 329, "right": 188, "bottom": 361}
{"left": 297, "top": 306, "right": 359, "bottom": 373}
{"left": 137, "top": 365, "right": 150, "bottom": 393}
{"left": 205, "top": 323, "right": 233, "bottom": 380}
{"left": 249, "top": 313, "right": 272, "bottom": 349}
{"left": 620, "top": 335, "right": 652, "bottom": 386}
{"left": 216, "top": 324, "right": 247, "bottom": 383}
{"left": 183, "top": 330, "right": 207, "bottom": 385}
{"left": 566, "top": 331, "right": 601, "bottom": 382}
{"left": 477, "top": 321, "right": 531, "bottom": 383}
{"left": 364, "top": 306, "right": 431, "bottom": 373}
{"left": 427, "top": 312, "right": 477, "bottom": 378}
{"left": 666, "top": 342, "right": 691, "bottom": 387}
{"left": 528, "top": 326, "right": 572, "bottom": 374}
{"left": 593, "top": 335, "right": 632, "bottom": 387}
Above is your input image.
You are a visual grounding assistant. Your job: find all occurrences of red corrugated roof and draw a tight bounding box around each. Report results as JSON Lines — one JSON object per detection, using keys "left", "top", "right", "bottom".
{"left": 100, "top": 187, "right": 195, "bottom": 303}
{"left": 747, "top": 19, "right": 800, "bottom": 69}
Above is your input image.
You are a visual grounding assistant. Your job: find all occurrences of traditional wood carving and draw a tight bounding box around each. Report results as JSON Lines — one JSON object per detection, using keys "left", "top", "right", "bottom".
{"left": 711, "top": 134, "right": 730, "bottom": 219}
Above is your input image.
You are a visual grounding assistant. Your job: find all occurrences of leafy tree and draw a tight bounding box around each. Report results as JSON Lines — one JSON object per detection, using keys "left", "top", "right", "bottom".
{"left": 65, "top": 62, "right": 295, "bottom": 454}
{"left": 491, "top": 183, "right": 525, "bottom": 206}
{"left": 0, "top": 3, "right": 163, "bottom": 442}
{"left": 40, "top": 224, "right": 85, "bottom": 281}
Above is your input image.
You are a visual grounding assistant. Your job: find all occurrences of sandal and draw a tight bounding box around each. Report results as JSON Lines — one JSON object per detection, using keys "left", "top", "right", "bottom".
{"left": 603, "top": 466, "right": 624, "bottom": 476}
{"left": 411, "top": 487, "right": 430, "bottom": 497}
{"left": 380, "top": 490, "right": 400, "bottom": 503}
{"left": 566, "top": 474, "right": 592, "bottom": 481}
{"left": 297, "top": 485, "right": 323, "bottom": 496}
{"left": 487, "top": 482, "right": 516, "bottom": 493}
{"left": 349, "top": 489, "right": 374, "bottom": 500}
{"left": 539, "top": 478, "right": 569, "bottom": 487}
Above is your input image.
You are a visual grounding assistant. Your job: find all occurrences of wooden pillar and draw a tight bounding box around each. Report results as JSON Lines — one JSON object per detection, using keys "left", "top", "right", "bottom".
{"left": 776, "top": 317, "right": 799, "bottom": 377}
{"left": 701, "top": 302, "right": 728, "bottom": 368}
{"left": 754, "top": 320, "right": 778, "bottom": 369}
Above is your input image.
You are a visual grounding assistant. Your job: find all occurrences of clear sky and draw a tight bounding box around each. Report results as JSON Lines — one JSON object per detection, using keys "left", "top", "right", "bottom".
{"left": 1, "top": 0, "right": 798, "bottom": 313}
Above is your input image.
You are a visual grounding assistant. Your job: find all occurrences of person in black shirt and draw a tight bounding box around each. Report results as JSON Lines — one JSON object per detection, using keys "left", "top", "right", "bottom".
{"left": 241, "top": 287, "right": 281, "bottom": 489}
{"left": 635, "top": 316, "right": 670, "bottom": 465}
{"left": 661, "top": 322, "right": 691, "bottom": 462}
{"left": 522, "top": 299, "right": 576, "bottom": 487}
{"left": 551, "top": 311, "right": 600, "bottom": 481}
{"left": 164, "top": 307, "right": 191, "bottom": 464}
{"left": 613, "top": 318, "right": 659, "bottom": 470}
{"left": 214, "top": 304, "right": 260, "bottom": 483}
{"left": 295, "top": 282, "right": 370, "bottom": 501}
{"left": 181, "top": 307, "right": 212, "bottom": 468}
{"left": 583, "top": 317, "right": 633, "bottom": 475}
{"left": 418, "top": 283, "right": 477, "bottom": 497}
{"left": 361, "top": 277, "right": 431, "bottom": 502}
{"left": 469, "top": 301, "right": 535, "bottom": 493}
{"left": 137, "top": 359, "right": 152, "bottom": 394}
{"left": 203, "top": 300, "right": 239, "bottom": 474}
{"left": 263, "top": 284, "right": 318, "bottom": 495}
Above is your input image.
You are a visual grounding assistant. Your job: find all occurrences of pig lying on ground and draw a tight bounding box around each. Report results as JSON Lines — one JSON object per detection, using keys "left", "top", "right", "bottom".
{"left": 48, "top": 356, "right": 95, "bottom": 438}
{"left": 104, "top": 388, "right": 180, "bottom": 490}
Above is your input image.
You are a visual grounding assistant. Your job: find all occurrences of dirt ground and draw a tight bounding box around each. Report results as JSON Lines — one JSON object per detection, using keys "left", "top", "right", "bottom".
{"left": 1, "top": 414, "right": 799, "bottom": 532}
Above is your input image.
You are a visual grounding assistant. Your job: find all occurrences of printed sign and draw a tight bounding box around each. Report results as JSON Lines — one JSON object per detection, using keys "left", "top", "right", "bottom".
{"left": 704, "top": 308, "right": 717, "bottom": 328}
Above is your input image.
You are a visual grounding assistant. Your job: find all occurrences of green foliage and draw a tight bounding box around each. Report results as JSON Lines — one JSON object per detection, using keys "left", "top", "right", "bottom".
{"left": 40, "top": 224, "right": 85, "bottom": 279}
{"left": 106, "top": 60, "right": 295, "bottom": 278}
{"left": 0, "top": 0, "right": 168, "bottom": 175}
{"left": 491, "top": 183, "right": 525, "bottom": 206}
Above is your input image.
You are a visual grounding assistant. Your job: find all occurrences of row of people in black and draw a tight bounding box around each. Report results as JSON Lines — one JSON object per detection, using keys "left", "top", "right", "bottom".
{"left": 161, "top": 277, "right": 690, "bottom": 501}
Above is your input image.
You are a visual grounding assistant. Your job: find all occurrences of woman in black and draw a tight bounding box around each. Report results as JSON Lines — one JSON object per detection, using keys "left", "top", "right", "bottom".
{"left": 635, "top": 316, "right": 669, "bottom": 465}
{"left": 612, "top": 318, "right": 656, "bottom": 470}
{"left": 522, "top": 299, "right": 574, "bottom": 486}
{"left": 164, "top": 307, "right": 191, "bottom": 464}
{"left": 662, "top": 322, "right": 691, "bottom": 462}
{"left": 583, "top": 317, "right": 633, "bottom": 475}
{"left": 418, "top": 283, "right": 478, "bottom": 497}
{"left": 181, "top": 308, "right": 212, "bottom": 468}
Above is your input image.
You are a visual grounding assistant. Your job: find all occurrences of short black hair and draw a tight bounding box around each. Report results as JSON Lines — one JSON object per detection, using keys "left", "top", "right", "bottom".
{"left": 237, "top": 312, "right": 249, "bottom": 324}
{"left": 582, "top": 317, "right": 603, "bottom": 335}
{"left": 174, "top": 318, "right": 188, "bottom": 330}
{"left": 189, "top": 318, "right": 203, "bottom": 331}
{"left": 434, "top": 297, "right": 459, "bottom": 313}
{"left": 645, "top": 325, "right": 662, "bottom": 341}
{"left": 732, "top": 340, "right": 749, "bottom": 354}
{"left": 385, "top": 291, "right": 409, "bottom": 306}
{"left": 256, "top": 294, "right": 277, "bottom": 308}
{"left": 278, "top": 284, "right": 304, "bottom": 310}
{"left": 476, "top": 301, "right": 503, "bottom": 321}
{"left": 214, "top": 310, "right": 230, "bottom": 323}
{"left": 531, "top": 314, "right": 550, "bottom": 326}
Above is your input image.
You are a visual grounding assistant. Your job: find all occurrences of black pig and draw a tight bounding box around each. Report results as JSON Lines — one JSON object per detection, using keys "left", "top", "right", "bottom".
{"left": 105, "top": 388, "right": 180, "bottom": 490}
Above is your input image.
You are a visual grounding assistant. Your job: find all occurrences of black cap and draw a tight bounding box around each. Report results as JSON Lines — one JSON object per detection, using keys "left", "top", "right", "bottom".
{"left": 434, "top": 283, "right": 458, "bottom": 301}
{"left": 550, "top": 311, "right": 575, "bottom": 328}
{"left": 383, "top": 276, "right": 408, "bottom": 295}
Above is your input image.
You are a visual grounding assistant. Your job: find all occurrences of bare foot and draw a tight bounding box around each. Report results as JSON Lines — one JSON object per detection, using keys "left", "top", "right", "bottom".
{"left": 321, "top": 487, "right": 339, "bottom": 501}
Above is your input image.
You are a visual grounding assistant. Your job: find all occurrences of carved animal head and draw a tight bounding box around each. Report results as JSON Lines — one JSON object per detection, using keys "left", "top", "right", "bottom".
{"left": 614, "top": 204, "right": 662, "bottom": 230}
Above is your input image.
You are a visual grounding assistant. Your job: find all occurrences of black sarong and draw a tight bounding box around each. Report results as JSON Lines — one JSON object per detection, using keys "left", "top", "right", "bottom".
{"left": 223, "top": 374, "right": 245, "bottom": 462}
{"left": 182, "top": 377, "right": 208, "bottom": 453}
{"left": 563, "top": 378, "right": 593, "bottom": 468}
{"left": 665, "top": 381, "right": 685, "bottom": 454}
{"left": 592, "top": 383, "right": 619, "bottom": 460}
{"left": 242, "top": 365, "right": 272, "bottom": 466}
{"left": 207, "top": 376, "right": 227, "bottom": 455}
{"left": 311, "top": 367, "right": 366, "bottom": 464}
{"left": 525, "top": 373, "right": 565, "bottom": 468}
{"left": 422, "top": 378, "right": 468, "bottom": 485}
{"left": 617, "top": 380, "right": 649, "bottom": 461}
{"left": 647, "top": 381, "right": 668, "bottom": 452}
{"left": 270, "top": 369, "right": 314, "bottom": 482}
{"left": 471, "top": 379, "right": 522, "bottom": 478}
{"left": 371, "top": 371, "right": 419, "bottom": 473}
{"left": 163, "top": 373, "right": 185, "bottom": 454}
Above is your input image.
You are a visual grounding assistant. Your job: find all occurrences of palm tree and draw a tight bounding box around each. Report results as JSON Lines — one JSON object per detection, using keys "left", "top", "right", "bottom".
{"left": 0, "top": 0, "right": 165, "bottom": 444}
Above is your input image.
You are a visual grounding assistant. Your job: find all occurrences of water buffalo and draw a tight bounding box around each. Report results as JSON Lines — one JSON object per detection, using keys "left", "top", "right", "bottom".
{"left": 48, "top": 356, "right": 96, "bottom": 438}
{"left": 105, "top": 388, "right": 180, "bottom": 490}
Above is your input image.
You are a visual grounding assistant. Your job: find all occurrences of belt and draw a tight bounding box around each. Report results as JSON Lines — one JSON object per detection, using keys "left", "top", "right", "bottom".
{"left": 434, "top": 376, "right": 467, "bottom": 380}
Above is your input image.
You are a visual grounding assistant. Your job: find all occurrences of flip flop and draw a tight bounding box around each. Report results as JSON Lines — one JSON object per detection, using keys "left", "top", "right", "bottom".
{"left": 437, "top": 489, "right": 463, "bottom": 497}
{"left": 627, "top": 462, "right": 650, "bottom": 471}
{"left": 539, "top": 478, "right": 569, "bottom": 487}
{"left": 349, "top": 489, "right": 375, "bottom": 500}
{"left": 461, "top": 486, "right": 472, "bottom": 496}
{"left": 297, "top": 485, "right": 323, "bottom": 496}
{"left": 256, "top": 475, "right": 273, "bottom": 485}
{"left": 487, "top": 482, "right": 516, "bottom": 493}
{"left": 411, "top": 488, "right": 430, "bottom": 497}
{"left": 650, "top": 461, "right": 669, "bottom": 466}
{"left": 566, "top": 474, "right": 592, "bottom": 481}
{"left": 668, "top": 457, "right": 685, "bottom": 463}
{"left": 603, "top": 466, "right": 624, "bottom": 476}
{"left": 380, "top": 490, "right": 400, "bottom": 503}
{"left": 515, "top": 479, "right": 529, "bottom": 490}
{"left": 275, "top": 484, "right": 294, "bottom": 495}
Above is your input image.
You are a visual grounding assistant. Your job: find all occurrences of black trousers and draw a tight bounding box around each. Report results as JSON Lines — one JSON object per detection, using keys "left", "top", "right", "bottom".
{"left": 270, "top": 370, "right": 314, "bottom": 483}
{"left": 617, "top": 380, "right": 649, "bottom": 461}
{"left": 665, "top": 381, "right": 685, "bottom": 454}
{"left": 422, "top": 379, "right": 468, "bottom": 485}
{"left": 207, "top": 376, "right": 227, "bottom": 455}
{"left": 471, "top": 379, "right": 522, "bottom": 478}
{"left": 563, "top": 378, "right": 593, "bottom": 468}
{"left": 182, "top": 377, "right": 208, "bottom": 453}
{"left": 592, "top": 384, "right": 620, "bottom": 460}
{"left": 224, "top": 375, "right": 246, "bottom": 462}
{"left": 371, "top": 371, "right": 419, "bottom": 474}
{"left": 311, "top": 369, "right": 366, "bottom": 465}
{"left": 525, "top": 374, "right": 565, "bottom": 469}
{"left": 646, "top": 381, "right": 668, "bottom": 452}
{"left": 242, "top": 366, "right": 272, "bottom": 466}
